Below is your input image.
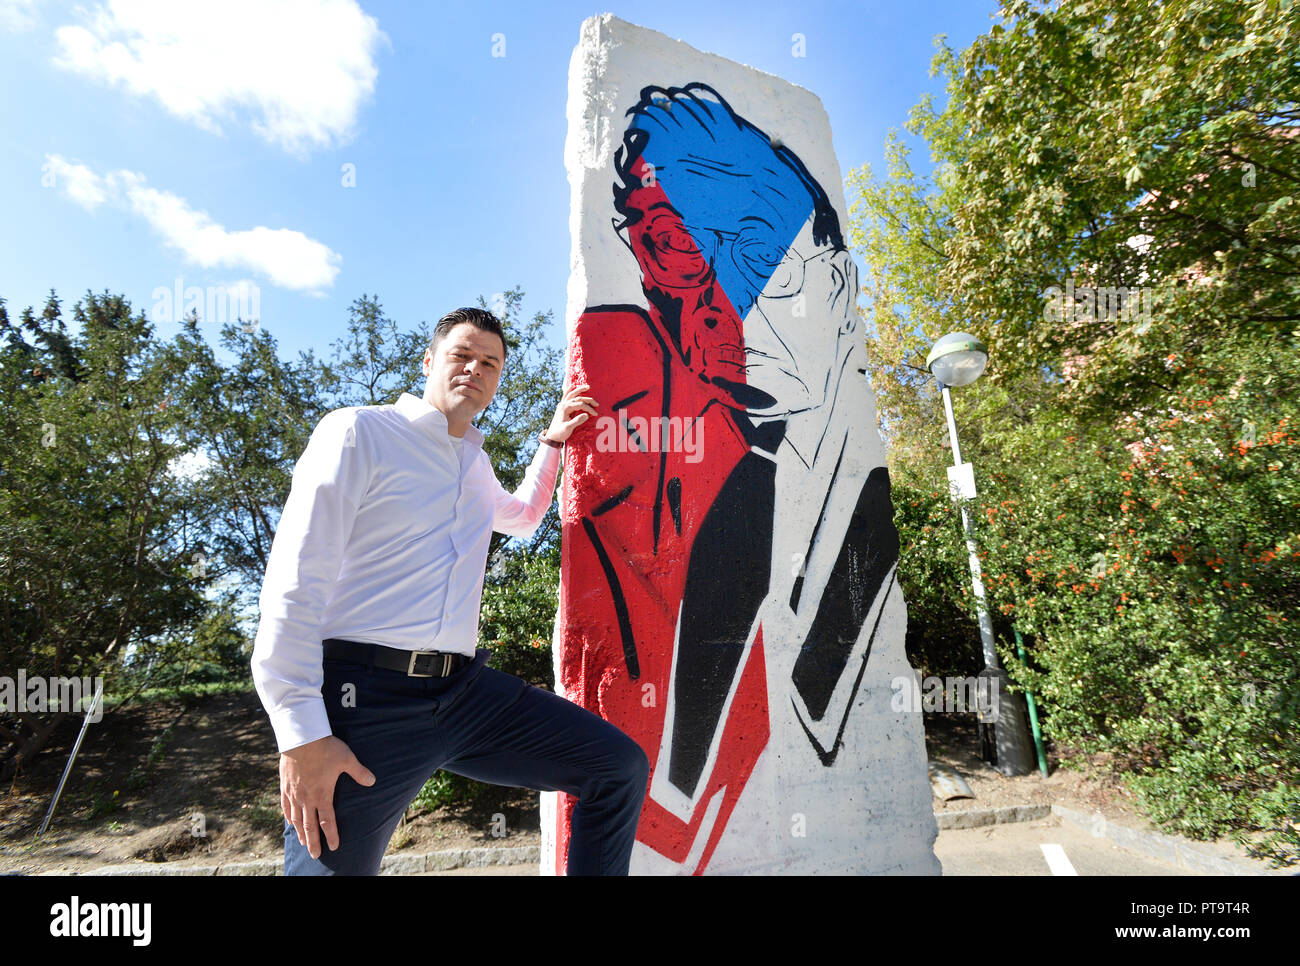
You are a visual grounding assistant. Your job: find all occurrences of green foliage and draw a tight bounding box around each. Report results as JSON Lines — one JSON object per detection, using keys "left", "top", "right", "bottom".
{"left": 848, "top": 0, "right": 1299, "bottom": 864}
{"left": 187, "top": 597, "right": 253, "bottom": 672}
{"left": 164, "top": 312, "right": 324, "bottom": 597}
{"left": 0, "top": 291, "right": 208, "bottom": 730}
{"left": 318, "top": 294, "right": 429, "bottom": 408}
{"left": 411, "top": 770, "right": 486, "bottom": 813}
{"left": 479, "top": 542, "right": 560, "bottom": 689}
{"left": 919, "top": 0, "right": 1300, "bottom": 401}
{"left": 123, "top": 593, "right": 253, "bottom": 691}
{"left": 104, "top": 678, "right": 254, "bottom": 712}
{"left": 975, "top": 329, "right": 1300, "bottom": 862}
{"left": 88, "top": 788, "right": 122, "bottom": 821}
{"left": 889, "top": 476, "right": 983, "bottom": 678}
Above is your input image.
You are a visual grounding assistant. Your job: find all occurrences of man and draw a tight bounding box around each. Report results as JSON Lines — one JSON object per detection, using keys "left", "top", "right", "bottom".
{"left": 251, "top": 306, "right": 650, "bottom": 876}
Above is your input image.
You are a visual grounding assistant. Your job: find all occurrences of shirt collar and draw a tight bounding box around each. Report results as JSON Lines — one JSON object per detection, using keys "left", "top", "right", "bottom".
{"left": 395, "top": 392, "right": 484, "bottom": 448}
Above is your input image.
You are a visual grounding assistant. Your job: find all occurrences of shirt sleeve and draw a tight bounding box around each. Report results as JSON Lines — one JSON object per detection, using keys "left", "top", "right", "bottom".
{"left": 251, "top": 408, "right": 371, "bottom": 753}
{"left": 492, "top": 440, "right": 562, "bottom": 538}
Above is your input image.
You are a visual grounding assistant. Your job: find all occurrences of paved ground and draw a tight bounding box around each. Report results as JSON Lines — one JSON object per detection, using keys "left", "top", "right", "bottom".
{"left": 934, "top": 813, "right": 1192, "bottom": 876}
{"left": 416, "top": 814, "right": 1212, "bottom": 875}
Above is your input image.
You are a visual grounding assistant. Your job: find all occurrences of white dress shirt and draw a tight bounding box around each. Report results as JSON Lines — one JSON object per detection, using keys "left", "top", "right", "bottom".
{"left": 251, "top": 391, "right": 561, "bottom": 753}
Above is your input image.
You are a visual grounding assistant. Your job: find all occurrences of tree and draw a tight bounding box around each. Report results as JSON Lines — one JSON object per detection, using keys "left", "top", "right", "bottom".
{"left": 847, "top": 0, "right": 1299, "bottom": 864}
{"left": 0, "top": 291, "right": 207, "bottom": 779}
{"left": 318, "top": 294, "right": 429, "bottom": 408}
{"left": 847, "top": 132, "right": 1053, "bottom": 679}
{"left": 163, "top": 313, "right": 325, "bottom": 597}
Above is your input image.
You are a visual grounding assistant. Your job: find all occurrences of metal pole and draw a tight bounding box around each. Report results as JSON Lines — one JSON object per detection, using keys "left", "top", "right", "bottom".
{"left": 1014, "top": 627, "right": 1050, "bottom": 778}
{"left": 38, "top": 680, "right": 104, "bottom": 837}
{"left": 941, "top": 384, "right": 996, "bottom": 669}
{"left": 939, "top": 382, "right": 1034, "bottom": 776}
{"left": 940, "top": 382, "right": 964, "bottom": 466}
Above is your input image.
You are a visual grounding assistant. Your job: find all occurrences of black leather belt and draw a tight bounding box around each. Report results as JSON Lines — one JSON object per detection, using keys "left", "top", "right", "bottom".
{"left": 323, "top": 638, "right": 473, "bottom": 678}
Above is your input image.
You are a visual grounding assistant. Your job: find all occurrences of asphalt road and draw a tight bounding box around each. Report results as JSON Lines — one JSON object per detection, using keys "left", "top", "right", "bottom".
{"left": 934, "top": 813, "right": 1194, "bottom": 876}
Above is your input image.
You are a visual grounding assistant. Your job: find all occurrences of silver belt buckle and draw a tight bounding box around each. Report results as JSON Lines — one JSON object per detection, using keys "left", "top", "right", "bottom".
{"left": 407, "top": 650, "right": 438, "bottom": 677}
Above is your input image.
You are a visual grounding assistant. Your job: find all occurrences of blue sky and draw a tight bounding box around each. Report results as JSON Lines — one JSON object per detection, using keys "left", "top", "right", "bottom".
{"left": 1, "top": 0, "right": 997, "bottom": 367}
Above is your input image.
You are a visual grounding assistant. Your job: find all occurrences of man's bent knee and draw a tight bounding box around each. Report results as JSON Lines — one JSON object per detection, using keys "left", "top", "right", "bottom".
{"left": 611, "top": 730, "right": 650, "bottom": 791}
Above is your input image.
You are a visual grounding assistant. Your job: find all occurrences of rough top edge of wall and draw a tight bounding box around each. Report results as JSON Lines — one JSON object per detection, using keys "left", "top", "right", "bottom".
{"left": 566, "top": 13, "right": 833, "bottom": 177}
{"left": 581, "top": 13, "right": 825, "bottom": 100}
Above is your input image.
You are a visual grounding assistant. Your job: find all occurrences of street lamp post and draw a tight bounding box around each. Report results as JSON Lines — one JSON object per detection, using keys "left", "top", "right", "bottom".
{"left": 926, "top": 333, "right": 1035, "bottom": 777}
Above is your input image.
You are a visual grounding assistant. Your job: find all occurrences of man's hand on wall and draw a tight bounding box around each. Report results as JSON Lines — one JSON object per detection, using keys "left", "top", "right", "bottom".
{"left": 543, "top": 382, "right": 599, "bottom": 444}
{"left": 280, "top": 735, "right": 376, "bottom": 859}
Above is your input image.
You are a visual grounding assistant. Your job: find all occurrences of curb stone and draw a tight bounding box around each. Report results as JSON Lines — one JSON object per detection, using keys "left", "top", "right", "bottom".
{"left": 67, "top": 845, "right": 540, "bottom": 876}
{"left": 934, "top": 805, "right": 1052, "bottom": 830}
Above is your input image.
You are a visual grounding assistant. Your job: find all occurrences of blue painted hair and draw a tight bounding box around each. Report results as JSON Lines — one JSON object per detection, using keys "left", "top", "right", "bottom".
{"left": 613, "top": 82, "right": 844, "bottom": 320}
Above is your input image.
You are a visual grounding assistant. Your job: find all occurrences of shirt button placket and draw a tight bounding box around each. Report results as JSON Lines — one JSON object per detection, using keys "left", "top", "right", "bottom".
{"left": 442, "top": 449, "right": 468, "bottom": 629}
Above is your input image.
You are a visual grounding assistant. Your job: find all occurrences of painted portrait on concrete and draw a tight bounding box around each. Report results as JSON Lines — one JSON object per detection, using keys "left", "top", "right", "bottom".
{"left": 550, "top": 16, "right": 938, "bottom": 876}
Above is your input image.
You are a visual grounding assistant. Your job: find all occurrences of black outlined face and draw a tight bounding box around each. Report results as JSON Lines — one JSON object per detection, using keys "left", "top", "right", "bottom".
{"left": 740, "top": 221, "right": 859, "bottom": 418}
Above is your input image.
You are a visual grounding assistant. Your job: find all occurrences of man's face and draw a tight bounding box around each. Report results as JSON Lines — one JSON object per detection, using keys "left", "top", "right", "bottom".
{"left": 422, "top": 322, "right": 505, "bottom": 424}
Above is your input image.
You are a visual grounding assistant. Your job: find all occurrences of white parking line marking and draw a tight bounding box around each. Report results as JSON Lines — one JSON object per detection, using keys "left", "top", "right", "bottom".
{"left": 1041, "top": 843, "right": 1078, "bottom": 876}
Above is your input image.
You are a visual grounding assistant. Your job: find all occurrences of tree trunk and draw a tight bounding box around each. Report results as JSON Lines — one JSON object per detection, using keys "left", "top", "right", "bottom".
{"left": 0, "top": 710, "right": 71, "bottom": 782}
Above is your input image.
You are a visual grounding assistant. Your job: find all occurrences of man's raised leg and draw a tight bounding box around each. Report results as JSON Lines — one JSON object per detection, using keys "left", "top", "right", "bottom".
{"left": 436, "top": 666, "right": 649, "bottom": 875}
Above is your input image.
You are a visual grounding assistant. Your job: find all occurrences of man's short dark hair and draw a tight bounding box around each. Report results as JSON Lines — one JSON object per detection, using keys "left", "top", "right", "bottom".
{"left": 429, "top": 307, "right": 507, "bottom": 363}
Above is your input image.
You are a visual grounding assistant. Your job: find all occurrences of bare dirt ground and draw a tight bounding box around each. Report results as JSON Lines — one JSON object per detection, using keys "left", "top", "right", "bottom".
{"left": 924, "top": 712, "right": 1151, "bottom": 826}
{"left": 0, "top": 687, "right": 1235, "bottom": 875}
{"left": 0, "top": 688, "right": 539, "bottom": 875}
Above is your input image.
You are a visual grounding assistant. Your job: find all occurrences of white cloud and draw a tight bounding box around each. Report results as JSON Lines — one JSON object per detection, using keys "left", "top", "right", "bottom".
{"left": 52, "top": 0, "right": 386, "bottom": 155}
{"left": 46, "top": 154, "right": 341, "bottom": 293}
{"left": 44, "top": 155, "right": 109, "bottom": 209}
{"left": 0, "top": 0, "right": 39, "bottom": 33}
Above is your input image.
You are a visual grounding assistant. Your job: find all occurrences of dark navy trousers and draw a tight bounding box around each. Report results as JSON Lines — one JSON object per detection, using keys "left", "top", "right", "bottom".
{"left": 283, "top": 647, "right": 649, "bottom": 876}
